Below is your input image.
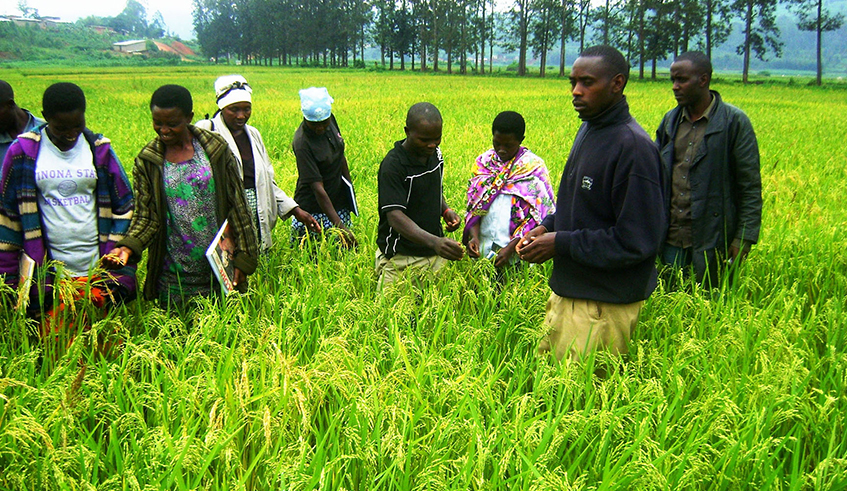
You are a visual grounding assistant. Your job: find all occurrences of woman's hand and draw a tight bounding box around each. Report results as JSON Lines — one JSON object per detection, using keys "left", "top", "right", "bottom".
{"left": 293, "top": 207, "right": 321, "bottom": 233}
{"left": 338, "top": 227, "right": 358, "bottom": 249}
{"left": 233, "top": 267, "right": 246, "bottom": 287}
{"left": 466, "top": 236, "right": 481, "bottom": 258}
{"left": 102, "top": 247, "right": 132, "bottom": 269}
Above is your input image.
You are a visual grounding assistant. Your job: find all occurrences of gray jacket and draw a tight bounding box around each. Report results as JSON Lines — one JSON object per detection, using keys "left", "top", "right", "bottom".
{"left": 196, "top": 115, "right": 299, "bottom": 251}
{"left": 656, "top": 91, "right": 762, "bottom": 273}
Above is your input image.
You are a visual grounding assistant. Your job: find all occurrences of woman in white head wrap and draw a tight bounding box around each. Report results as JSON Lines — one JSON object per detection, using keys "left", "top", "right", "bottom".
{"left": 195, "top": 75, "right": 320, "bottom": 252}
{"left": 291, "top": 87, "right": 357, "bottom": 248}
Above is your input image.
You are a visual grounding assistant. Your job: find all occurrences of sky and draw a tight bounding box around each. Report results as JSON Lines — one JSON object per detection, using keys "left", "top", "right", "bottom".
{"left": 2, "top": 0, "right": 197, "bottom": 40}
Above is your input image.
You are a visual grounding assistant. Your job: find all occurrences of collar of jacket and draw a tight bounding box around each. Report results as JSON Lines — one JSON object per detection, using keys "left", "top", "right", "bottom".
{"left": 137, "top": 124, "right": 227, "bottom": 164}
{"left": 582, "top": 96, "right": 631, "bottom": 129}
{"left": 667, "top": 90, "right": 728, "bottom": 139}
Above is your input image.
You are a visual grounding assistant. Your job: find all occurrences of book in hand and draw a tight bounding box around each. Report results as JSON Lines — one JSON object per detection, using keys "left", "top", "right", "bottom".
{"left": 16, "top": 253, "right": 36, "bottom": 311}
{"left": 342, "top": 176, "right": 359, "bottom": 216}
{"left": 206, "top": 219, "right": 237, "bottom": 295}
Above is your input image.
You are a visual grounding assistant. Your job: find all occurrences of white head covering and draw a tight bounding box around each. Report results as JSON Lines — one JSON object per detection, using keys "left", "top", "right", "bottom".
{"left": 215, "top": 74, "right": 252, "bottom": 110}
{"left": 299, "top": 87, "right": 333, "bottom": 122}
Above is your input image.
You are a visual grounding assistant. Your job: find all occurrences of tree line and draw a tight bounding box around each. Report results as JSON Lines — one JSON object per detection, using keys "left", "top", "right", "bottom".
{"left": 191, "top": 0, "right": 844, "bottom": 84}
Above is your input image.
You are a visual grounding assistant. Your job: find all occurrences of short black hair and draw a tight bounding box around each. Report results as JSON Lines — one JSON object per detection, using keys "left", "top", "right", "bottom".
{"left": 406, "top": 102, "right": 442, "bottom": 128}
{"left": 492, "top": 111, "right": 525, "bottom": 139}
{"left": 580, "top": 45, "right": 630, "bottom": 88}
{"left": 0, "top": 80, "right": 13, "bottom": 104}
{"left": 42, "top": 82, "right": 86, "bottom": 118}
{"left": 675, "top": 51, "right": 713, "bottom": 78}
{"left": 150, "top": 84, "right": 193, "bottom": 115}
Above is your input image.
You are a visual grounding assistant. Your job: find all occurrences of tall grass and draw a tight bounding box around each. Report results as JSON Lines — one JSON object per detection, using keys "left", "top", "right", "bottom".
{"left": 0, "top": 67, "right": 845, "bottom": 489}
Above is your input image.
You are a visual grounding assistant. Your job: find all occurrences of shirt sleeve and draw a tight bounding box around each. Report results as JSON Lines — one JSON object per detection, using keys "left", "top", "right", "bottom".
{"left": 378, "top": 154, "right": 408, "bottom": 214}
{"left": 0, "top": 145, "right": 23, "bottom": 284}
{"left": 293, "top": 138, "right": 324, "bottom": 185}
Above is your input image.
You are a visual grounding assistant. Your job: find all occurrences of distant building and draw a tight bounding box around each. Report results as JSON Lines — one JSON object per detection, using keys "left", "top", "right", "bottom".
{"left": 113, "top": 40, "right": 147, "bottom": 54}
{"left": 0, "top": 15, "right": 69, "bottom": 28}
{"left": 89, "top": 25, "right": 115, "bottom": 34}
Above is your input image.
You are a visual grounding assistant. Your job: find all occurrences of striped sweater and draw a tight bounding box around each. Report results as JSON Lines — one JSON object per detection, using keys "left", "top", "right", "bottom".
{"left": 0, "top": 126, "right": 136, "bottom": 305}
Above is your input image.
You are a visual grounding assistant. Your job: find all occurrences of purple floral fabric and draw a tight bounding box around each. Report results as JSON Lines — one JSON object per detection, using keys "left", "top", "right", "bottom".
{"left": 464, "top": 146, "right": 556, "bottom": 240}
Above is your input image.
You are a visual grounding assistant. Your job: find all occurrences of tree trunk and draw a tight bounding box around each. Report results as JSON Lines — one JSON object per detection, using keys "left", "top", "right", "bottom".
{"left": 706, "top": 0, "right": 713, "bottom": 58}
{"left": 460, "top": 2, "right": 468, "bottom": 74}
{"left": 480, "top": 0, "right": 486, "bottom": 74}
{"left": 433, "top": 0, "right": 440, "bottom": 72}
{"left": 421, "top": 23, "right": 428, "bottom": 71}
{"left": 559, "top": 0, "right": 567, "bottom": 77}
{"left": 816, "top": 0, "right": 822, "bottom": 85}
{"left": 518, "top": 0, "right": 528, "bottom": 76}
{"left": 742, "top": 0, "right": 753, "bottom": 83}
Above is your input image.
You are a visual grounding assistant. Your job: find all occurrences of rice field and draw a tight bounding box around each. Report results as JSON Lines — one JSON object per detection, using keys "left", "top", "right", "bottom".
{"left": 0, "top": 66, "right": 845, "bottom": 490}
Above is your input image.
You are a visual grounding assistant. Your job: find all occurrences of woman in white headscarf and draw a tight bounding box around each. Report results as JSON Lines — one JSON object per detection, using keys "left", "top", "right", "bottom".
{"left": 196, "top": 75, "right": 320, "bottom": 253}
{"left": 291, "top": 87, "right": 357, "bottom": 248}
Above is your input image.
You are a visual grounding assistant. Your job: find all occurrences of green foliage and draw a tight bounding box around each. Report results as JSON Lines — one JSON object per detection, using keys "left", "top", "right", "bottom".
{"left": 0, "top": 67, "right": 846, "bottom": 489}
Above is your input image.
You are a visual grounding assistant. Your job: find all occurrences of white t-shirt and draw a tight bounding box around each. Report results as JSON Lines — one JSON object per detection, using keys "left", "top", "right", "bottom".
{"left": 36, "top": 129, "right": 99, "bottom": 276}
{"left": 479, "top": 193, "right": 513, "bottom": 257}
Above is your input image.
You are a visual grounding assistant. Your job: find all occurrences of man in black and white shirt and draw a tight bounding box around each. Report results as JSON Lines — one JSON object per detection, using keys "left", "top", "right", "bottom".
{"left": 375, "top": 102, "right": 463, "bottom": 288}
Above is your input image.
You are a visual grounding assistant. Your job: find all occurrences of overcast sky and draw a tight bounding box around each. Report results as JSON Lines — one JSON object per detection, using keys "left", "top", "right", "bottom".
{"left": 3, "top": 0, "right": 196, "bottom": 40}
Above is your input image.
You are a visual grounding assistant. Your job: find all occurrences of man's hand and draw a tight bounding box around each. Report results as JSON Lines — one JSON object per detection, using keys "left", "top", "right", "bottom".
{"left": 443, "top": 209, "right": 461, "bottom": 232}
{"left": 433, "top": 237, "right": 464, "bottom": 261}
{"left": 102, "top": 247, "right": 131, "bottom": 269}
{"left": 514, "top": 226, "right": 547, "bottom": 256}
{"left": 516, "top": 226, "right": 555, "bottom": 264}
{"left": 293, "top": 207, "right": 321, "bottom": 234}
{"left": 728, "top": 242, "right": 751, "bottom": 264}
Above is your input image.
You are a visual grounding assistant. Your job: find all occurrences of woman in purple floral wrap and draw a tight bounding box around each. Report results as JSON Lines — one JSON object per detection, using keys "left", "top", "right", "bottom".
{"left": 463, "top": 111, "right": 555, "bottom": 269}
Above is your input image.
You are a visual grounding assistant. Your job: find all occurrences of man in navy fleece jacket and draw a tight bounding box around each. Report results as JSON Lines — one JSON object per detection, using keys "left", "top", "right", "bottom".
{"left": 517, "top": 45, "right": 666, "bottom": 363}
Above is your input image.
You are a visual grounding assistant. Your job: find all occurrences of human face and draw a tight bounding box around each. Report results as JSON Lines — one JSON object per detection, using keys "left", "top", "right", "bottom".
{"left": 221, "top": 101, "right": 252, "bottom": 133}
{"left": 569, "top": 56, "right": 623, "bottom": 120}
{"left": 44, "top": 109, "right": 85, "bottom": 151}
{"left": 403, "top": 119, "right": 442, "bottom": 161}
{"left": 492, "top": 130, "right": 523, "bottom": 162}
{"left": 151, "top": 105, "right": 193, "bottom": 148}
{"left": 670, "top": 60, "right": 709, "bottom": 110}
{"left": 305, "top": 118, "right": 331, "bottom": 135}
{"left": 0, "top": 100, "right": 14, "bottom": 133}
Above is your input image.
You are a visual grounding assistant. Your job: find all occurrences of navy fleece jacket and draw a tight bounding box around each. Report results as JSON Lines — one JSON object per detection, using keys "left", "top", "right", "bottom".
{"left": 541, "top": 97, "right": 666, "bottom": 304}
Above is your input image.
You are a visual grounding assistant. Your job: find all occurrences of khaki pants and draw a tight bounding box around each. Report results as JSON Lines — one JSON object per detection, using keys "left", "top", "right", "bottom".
{"left": 538, "top": 293, "right": 643, "bottom": 362}
{"left": 375, "top": 251, "right": 447, "bottom": 290}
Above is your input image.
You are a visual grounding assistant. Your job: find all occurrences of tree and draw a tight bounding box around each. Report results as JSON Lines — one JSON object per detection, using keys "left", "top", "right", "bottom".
{"left": 575, "top": 0, "right": 591, "bottom": 52}
{"left": 17, "top": 0, "right": 39, "bottom": 19}
{"left": 791, "top": 0, "right": 844, "bottom": 85}
{"left": 558, "top": 0, "right": 577, "bottom": 76}
{"left": 112, "top": 0, "right": 149, "bottom": 36}
{"left": 193, "top": 0, "right": 240, "bottom": 61}
{"left": 148, "top": 11, "right": 167, "bottom": 38}
{"left": 703, "top": 0, "right": 733, "bottom": 58}
{"left": 732, "top": 0, "right": 783, "bottom": 83}
{"left": 641, "top": 0, "right": 677, "bottom": 78}
{"left": 530, "top": 0, "right": 560, "bottom": 77}
{"left": 505, "top": 0, "right": 533, "bottom": 76}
